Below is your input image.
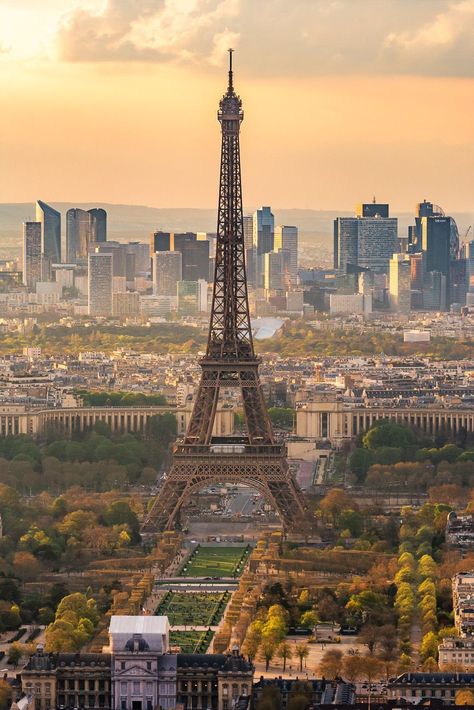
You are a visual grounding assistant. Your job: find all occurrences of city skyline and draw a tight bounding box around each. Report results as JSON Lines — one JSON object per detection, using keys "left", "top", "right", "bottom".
{"left": 0, "top": 0, "right": 472, "bottom": 211}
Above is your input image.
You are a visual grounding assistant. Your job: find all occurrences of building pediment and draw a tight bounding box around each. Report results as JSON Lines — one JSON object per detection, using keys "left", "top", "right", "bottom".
{"left": 115, "top": 666, "right": 155, "bottom": 677}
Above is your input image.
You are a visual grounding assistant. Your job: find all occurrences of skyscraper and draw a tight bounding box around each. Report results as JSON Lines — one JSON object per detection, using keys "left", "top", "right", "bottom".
{"left": 389, "top": 254, "right": 411, "bottom": 313}
{"left": 334, "top": 202, "right": 398, "bottom": 275}
{"left": 22, "top": 222, "right": 42, "bottom": 291}
{"left": 177, "top": 280, "right": 207, "bottom": 315}
{"left": 173, "top": 233, "right": 209, "bottom": 281}
{"left": 36, "top": 200, "right": 61, "bottom": 264}
{"left": 153, "top": 251, "right": 182, "bottom": 297}
{"left": 421, "top": 215, "right": 451, "bottom": 308}
{"left": 66, "top": 208, "right": 107, "bottom": 263}
{"left": 88, "top": 208, "right": 107, "bottom": 244}
{"left": 253, "top": 206, "right": 274, "bottom": 287}
{"left": 88, "top": 251, "right": 113, "bottom": 316}
{"left": 243, "top": 215, "right": 253, "bottom": 251}
{"left": 66, "top": 208, "right": 90, "bottom": 263}
{"left": 274, "top": 225, "right": 298, "bottom": 286}
{"left": 264, "top": 251, "right": 285, "bottom": 292}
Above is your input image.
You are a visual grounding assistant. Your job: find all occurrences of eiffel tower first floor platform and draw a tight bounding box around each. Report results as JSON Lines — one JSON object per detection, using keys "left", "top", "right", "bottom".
{"left": 141, "top": 442, "right": 308, "bottom": 534}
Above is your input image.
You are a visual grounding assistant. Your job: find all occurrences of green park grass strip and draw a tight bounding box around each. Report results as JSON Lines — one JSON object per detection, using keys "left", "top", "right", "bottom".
{"left": 179, "top": 545, "right": 251, "bottom": 578}
{"left": 155, "top": 591, "right": 230, "bottom": 626}
{"left": 169, "top": 630, "right": 214, "bottom": 653}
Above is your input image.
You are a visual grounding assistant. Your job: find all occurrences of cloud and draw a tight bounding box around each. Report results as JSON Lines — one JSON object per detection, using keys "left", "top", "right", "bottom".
{"left": 57, "top": 0, "right": 240, "bottom": 64}
{"left": 55, "top": 0, "right": 474, "bottom": 76}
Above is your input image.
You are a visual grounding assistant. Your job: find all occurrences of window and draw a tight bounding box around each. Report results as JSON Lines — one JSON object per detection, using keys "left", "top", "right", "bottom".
{"left": 223, "top": 684, "right": 228, "bottom": 697}
{"left": 121, "top": 662, "right": 126, "bottom": 670}
{"left": 132, "top": 682, "right": 140, "bottom": 695}
{"left": 44, "top": 683, "right": 51, "bottom": 695}
{"left": 121, "top": 698, "right": 127, "bottom": 710}
{"left": 79, "top": 696, "right": 85, "bottom": 707}
{"left": 79, "top": 680, "right": 85, "bottom": 691}
{"left": 121, "top": 683, "right": 127, "bottom": 694}
{"left": 223, "top": 702, "right": 228, "bottom": 710}
{"left": 181, "top": 682, "right": 188, "bottom": 692}
{"left": 88, "top": 696, "right": 95, "bottom": 707}
{"left": 146, "top": 662, "right": 152, "bottom": 671}
{"left": 98, "top": 680, "right": 105, "bottom": 691}
{"left": 242, "top": 685, "right": 248, "bottom": 696}
{"left": 146, "top": 697, "right": 153, "bottom": 710}
{"left": 89, "top": 680, "right": 95, "bottom": 691}
{"left": 232, "top": 684, "right": 238, "bottom": 698}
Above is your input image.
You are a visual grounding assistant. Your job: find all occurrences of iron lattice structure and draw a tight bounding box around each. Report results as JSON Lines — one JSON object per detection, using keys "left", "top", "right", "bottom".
{"left": 142, "top": 52, "right": 307, "bottom": 533}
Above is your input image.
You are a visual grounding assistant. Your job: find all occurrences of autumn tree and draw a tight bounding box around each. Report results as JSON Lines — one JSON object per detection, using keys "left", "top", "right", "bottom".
{"left": 295, "top": 643, "right": 310, "bottom": 672}
{"left": 13, "top": 551, "right": 41, "bottom": 583}
{"left": 276, "top": 641, "right": 293, "bottom": 672}
{"left": 319, "top": 649, "right": 343, "bottom": 679}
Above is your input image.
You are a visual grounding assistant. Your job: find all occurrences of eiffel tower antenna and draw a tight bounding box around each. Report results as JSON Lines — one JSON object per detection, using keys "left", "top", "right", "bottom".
{"left": 142, "top": 52, "right": 307, "bottom": 534}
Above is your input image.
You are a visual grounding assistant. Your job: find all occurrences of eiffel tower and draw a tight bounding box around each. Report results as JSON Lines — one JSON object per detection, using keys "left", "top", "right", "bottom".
{"left": 142, "top": 51, "right": 307, "bottom": 533}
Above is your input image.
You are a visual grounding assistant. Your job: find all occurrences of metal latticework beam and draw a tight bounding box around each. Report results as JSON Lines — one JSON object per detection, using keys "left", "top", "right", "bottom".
{"left": 143, "top": 52, "right": 307, "bottom": 534}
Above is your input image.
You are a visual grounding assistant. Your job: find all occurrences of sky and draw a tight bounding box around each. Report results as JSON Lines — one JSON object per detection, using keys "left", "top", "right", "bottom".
{"left": 0, "top": 0, "right": 473, "bottom": 212}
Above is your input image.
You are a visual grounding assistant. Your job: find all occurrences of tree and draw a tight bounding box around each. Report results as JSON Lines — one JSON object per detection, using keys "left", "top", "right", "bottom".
{"left": 320, "top": 489, "right": 356, "bottom": 525}
{"left": 7, "top": 643, "right": 22, "bottom": 666}
{"left": 13, "top": 552, "right": 41, "bottom": 583}
{"left": 276, "top": 641, "right": 293, "bottom": 672}
{"left": 319, "top": 649, "right": 343, "bottom": 679}
{"left": 359, "top": 625, "right": 379, "bottom": 655}
{"left": 260, "top": 636, "right": 276, "bottom": 672}
{"left": 363, "top": 421, "right": 415, "bottom": 451}
{"left": 300, "top": 610, "right": 318, "bottom": 629}
{"left": 420, "top": 631, "right": 438, "bottom": 661}
{"left": 256, "top": 686, "right": 282, "bottom": 710}
{"left": 288, "top": 682, "right": 313, "bottom": 710}
{"left": 294, "top": 643, "right": 309, "bottom": 672}
{"left": 57, "top": 510, "right": 97, "bottom": 538}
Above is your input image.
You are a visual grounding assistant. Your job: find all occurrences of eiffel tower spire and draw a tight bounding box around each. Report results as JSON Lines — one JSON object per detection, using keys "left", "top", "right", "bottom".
{"left": 142, "top": 53, "right": 307, "bottom": 534}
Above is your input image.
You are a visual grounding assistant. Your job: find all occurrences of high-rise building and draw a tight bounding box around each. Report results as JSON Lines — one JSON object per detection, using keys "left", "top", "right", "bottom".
{"left": 421, "top": 215, "right": 451, "bottom": 308}
{"left": 153, "top": 251, "right": 182, "bottom": 297}
{"left": 177, "top": 280, "right": 200, "bottom": 316}
{"left": 126, "top": 242, "right": 150, "bottom": 274}
{"left": 253, "top": 207, "right": 274, "bottom": 287}
{"left": 334, "top": 202, "right": 398, "bottom": 275}
{"left": 389, "top": 254, "right": 411, "bottom": 313}
{"left": 243, "top": 215, "right": 253, "bottom": 251}
{"left": 92, "top": 241, "right": 128, "bottom": 277}
{"left": 22, "top": 222, "right": 42, "bottom": 291}
{"left": 66, "top": 208, "right": 107, "bottom": 263}
{"left": 88, "top": 208, "right": 107, "bottom": 243}
{"left": 173, "top": 233, "right": 209, "bottom": 281}
{"left": 66, "top": 208, "right": 90, "bottom": 263}
{"left": 466, "top": 240, "right": 474, "bottom": 294}
{"left": 88, "top": 251, "right": 113, "bottom": 316}
{"left": 197, "top": 232, "right": 217, "bottom": 259}
{"left": 36, "top": 200, "right": 61, "bottom": 264}
{"left": 274, "top": 225, "right": 298, "bottom": 286}
{"left": 264, "top": 251, "right": 286, "bottom": 292}
{"left": 356, "top": 202, "right": 389, "bottom": 218}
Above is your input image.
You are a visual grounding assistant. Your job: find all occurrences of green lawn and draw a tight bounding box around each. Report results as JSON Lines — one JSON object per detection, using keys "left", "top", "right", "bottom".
{"left": 179, "top": 545, "right": 250, "bottom": 578}
{"left": 169, "top": 629, "right": 214, "bottom": 653}
{"left": 156, "top": 591, "right": 230, "bottom": 626}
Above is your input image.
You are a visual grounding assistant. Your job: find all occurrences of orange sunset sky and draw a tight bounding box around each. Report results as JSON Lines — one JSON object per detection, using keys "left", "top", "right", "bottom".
{"left": 0, "top": 0, "right": 473, "bottom": 211}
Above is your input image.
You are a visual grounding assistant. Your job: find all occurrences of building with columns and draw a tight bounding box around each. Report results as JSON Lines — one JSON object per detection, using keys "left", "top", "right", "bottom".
{"left": 0, "top": 403, "right": 234, "bottom": 439}
{"left": 295, "top": 391, "right": 474, "bottom": 446}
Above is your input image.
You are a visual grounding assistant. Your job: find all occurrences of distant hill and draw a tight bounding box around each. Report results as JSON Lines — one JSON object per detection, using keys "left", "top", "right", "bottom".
{"left": 1, "top": 203, "right": 472, "bottom": 260}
